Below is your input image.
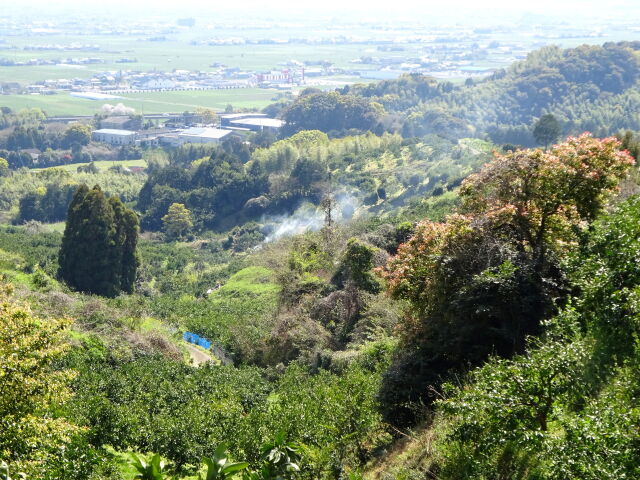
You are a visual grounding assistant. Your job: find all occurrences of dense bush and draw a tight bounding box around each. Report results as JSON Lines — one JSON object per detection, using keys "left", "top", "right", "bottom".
{"left": 280, "top": 90, "right": 384, "bottom": 137}
{"left": 0, "top": 282, "right": 78, "bottom": 477}
{"left": 140, "top": 131, "right": 489, "bottom": 235}
{"left": 1, "top": 167, "right": 146, "bottom": 222}
{"left": 64, "top": 344, "right": 387, "bottom": 479}
{"left": 377, "top": 134, "right": 634, "bottom": 425}
{"left": 430, "top": 194, "right": 640, "bottom": 480}
{"left": 138, "top": 151, "right": 269, "bottom": 231}
{"left": 0, "top": 226, "right": 61, "bottom": 276}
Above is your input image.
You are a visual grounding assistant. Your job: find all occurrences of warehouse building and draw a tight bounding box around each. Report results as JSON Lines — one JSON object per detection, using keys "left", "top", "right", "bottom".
{"left": 176, "top": 127, "right": 233, "bottom": 144}
{"left": 228, "top": 117, "right": 284, "bottom": 132}
{"left": 220, "top": 112, "right": 267, "bottom": 127}
{"left": 92, "top": 128, "right": 138, "bottom": 145}
{"left": 220, "top": 112, "right": 284, "bottom": 132}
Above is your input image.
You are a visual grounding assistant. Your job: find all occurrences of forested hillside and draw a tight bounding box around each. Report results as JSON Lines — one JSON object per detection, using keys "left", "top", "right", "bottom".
{"left": 137, "top": 131, "right": 489, "bottom": 232}
{"left": 369, "top": 185, "right": 640, "bottom": 480}
{"left": 282, "top": 42, "right": 640, "bottom": 145}
{"left": 1, "top": 41, "right": 640, "bottom": 480}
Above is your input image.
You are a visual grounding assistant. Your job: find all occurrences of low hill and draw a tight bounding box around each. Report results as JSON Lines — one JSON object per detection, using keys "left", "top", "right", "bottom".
{"left": 281, "top": 42, "right": 640, "bottom": 145}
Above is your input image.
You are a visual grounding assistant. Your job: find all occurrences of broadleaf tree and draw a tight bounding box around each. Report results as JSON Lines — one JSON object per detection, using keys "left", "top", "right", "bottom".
{"left": 0, "top": 282, "right": 78, "bottom": 476}
{"left": 377, "top": 133, "right": 634, "bottom": 425}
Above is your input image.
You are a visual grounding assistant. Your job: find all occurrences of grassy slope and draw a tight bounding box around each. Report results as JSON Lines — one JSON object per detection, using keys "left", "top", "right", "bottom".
{"left": 33, "top": 158, "right": 148, "bottom": 172}
{"left": 0, "top": 236, "right": 186, "bottom": 361}
{"left": 177, "top": 265, "right": 281, "bottom": 360}
{"left": 364, "top": 426, "right": 438, "bottom": 480}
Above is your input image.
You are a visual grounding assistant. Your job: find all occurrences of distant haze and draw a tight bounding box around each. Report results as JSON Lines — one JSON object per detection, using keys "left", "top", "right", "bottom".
{"left": 6, "top": 0, "right": 640, "bottom": 22}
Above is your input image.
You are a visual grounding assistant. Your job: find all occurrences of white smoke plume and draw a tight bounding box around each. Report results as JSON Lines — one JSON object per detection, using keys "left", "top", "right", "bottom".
{"left": 262, "top": 193, "right": 359, "bottom": 243}
{"left": 101, "top": 103, "right": 136, "bottom": 116}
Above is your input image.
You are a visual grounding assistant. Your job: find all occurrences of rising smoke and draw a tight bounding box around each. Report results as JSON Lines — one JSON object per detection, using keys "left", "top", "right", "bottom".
{"left": 262, "top": 193, "right": 359, "bottom": 243}
{"left": 101, "top": 103, "right": 136, "bottom": 116}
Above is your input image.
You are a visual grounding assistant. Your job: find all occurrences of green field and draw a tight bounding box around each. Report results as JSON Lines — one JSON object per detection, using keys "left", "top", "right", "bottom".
{"left": 3, "top": 29, "right": 631, "bottom": 88}
{"left": 0, "top": 34, "right": 379, "bottom": 84}
{"left": 120, "top": 88, "right": 282, "bottom": 112}
{"left": 0, "top": 88, "right": 283, "bottom": 116}
{"left": 3, "top": 28, "right": 631, "bottom": 118}
{"left": 0, "top": 32, "right": 379, "bottom": 116}
{"left": 34, "top": 159, "right": 147, "bottom": 172}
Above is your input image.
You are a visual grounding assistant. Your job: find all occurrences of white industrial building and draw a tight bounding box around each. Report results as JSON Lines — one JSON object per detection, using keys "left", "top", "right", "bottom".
{"left": 93, "top": 126, "right": 235, "bottom": 147}
{"left": 176, "top": 127, "right": 233, "bottom": 145}
{"left": 220, "top": 112, "right": 284, "bottom": 132}
{"left": 220, "top": 112, "right": 266, "bottom": 126}
{"left": 229, "top": 117, "right": 284, "bottom": 132}
{"left": 92, "top": 128, "right": 138, "bottom": 145}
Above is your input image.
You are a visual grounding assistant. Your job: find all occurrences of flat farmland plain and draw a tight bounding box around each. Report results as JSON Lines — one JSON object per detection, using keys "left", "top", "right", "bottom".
{"left": 0, "top": 88, "right": 284, "bottom": 116}
{"left": 0, "top": 33, "right": 379, "bottom": 83}
{"left": 0, "top": 31, "right": 375, "bottom": 115}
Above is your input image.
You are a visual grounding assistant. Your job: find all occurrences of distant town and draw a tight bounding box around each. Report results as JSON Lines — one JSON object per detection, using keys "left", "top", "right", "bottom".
{"left": 1, "top": 11, "right": 635, "bottom": 104}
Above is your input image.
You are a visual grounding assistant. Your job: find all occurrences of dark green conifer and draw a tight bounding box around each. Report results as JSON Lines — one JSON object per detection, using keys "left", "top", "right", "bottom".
{"left": 59, "top": 185, "right": 139, "bottom": 297}
{"left": 110, "top": 196, "right": 140, "bottom": 293}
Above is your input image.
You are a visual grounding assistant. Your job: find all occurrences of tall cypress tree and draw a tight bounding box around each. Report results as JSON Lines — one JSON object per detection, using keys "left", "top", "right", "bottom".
{"left": 109, "top": 195, "right": 140, "bottom": 294}
{"left": 59, "top": 185, "right": 139, "bottom": 297}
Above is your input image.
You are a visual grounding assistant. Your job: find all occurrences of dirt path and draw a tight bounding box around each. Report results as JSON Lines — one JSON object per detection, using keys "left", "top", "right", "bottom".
{"left": 184, "top": 342, "right": 213, "bottom": 366}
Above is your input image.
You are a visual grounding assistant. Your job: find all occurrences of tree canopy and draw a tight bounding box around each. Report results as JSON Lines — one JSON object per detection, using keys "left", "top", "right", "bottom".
{"left": 58, "top": 184, "right": 139, "bottom": 297}
{"left": 377, "top": 134, "right": 634, "bottom": 425}
{"left": 280, "top": 90, "right": 384, "bottom": 136}
{"left": 533, "top": 113, "right": 561, "bottom": 146}
{"left": 0, "top": 282, "right": 78, "bottom": 476}
{"left": 162, "top": 203, "right": 193, "bottom": 240}
{"left": 61, "top": 123, "right": 92, "bottom": 149}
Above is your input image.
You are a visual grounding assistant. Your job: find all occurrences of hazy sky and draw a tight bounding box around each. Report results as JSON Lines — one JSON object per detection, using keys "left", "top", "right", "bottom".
{"left": 9, "top": 0, "right": 640, "bottom": 15}
{"left": 7, "top": 0, "right": 640, "bottom": 23}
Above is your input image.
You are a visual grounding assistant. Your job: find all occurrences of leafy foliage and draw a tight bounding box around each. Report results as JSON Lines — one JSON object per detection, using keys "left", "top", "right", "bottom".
{"left": 15, "top": 183, "right": 77, "bottom": 224}
{"left": 341, "top": 74, "right": 453, "bottom": 112}
{"left": 131, "top": 454, "right": 170, "bottom": 480}
{"left": 1, "top": 167, "right": 146, "bottom": 223}
{"left": 141, "top": 130, "right": 488, "bottom": 234}
{"left": 332, "top": 238, "right": 380, "bottom": 294}
{"left": 162, "top": 203, "right": 193, "bottom": 240}
{"left": 61, "top": 124, "right": 92, "bottom": 149}
{"left": 429, "top": 194, "right": 640, "bottom": 480}
{"left": 200, "top": 445, "right": 249, "bottom": 480}
{"left": 460, "top": 133, "right": 634, "bottom": 264}
{"left": 533, "top": 113, "right": 561, "bottom": 147}
{"left": 377, "top": 134, "right": 634, "bottom": 425}
{"left": 246, "top": 433, "right": 301, "bottom": 480}
{"left": 280, "top": 90, "right": 384, "bottom": 137}
{"left": 0, "top": 283, "right": 78, "bottom": 477}
{"left": 65, "top": 351, "right": 386, "bottom": 478}
{"left": 271, "top": 43, "right": 640, "bottom": 145}
{"left": 138, "top": 151, "right": 268, "bottom": 231}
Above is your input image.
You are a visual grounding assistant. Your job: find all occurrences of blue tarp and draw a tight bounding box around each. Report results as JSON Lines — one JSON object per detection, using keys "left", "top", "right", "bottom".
{"left": 183, "top": 331, "right": 211, "bottom": 350}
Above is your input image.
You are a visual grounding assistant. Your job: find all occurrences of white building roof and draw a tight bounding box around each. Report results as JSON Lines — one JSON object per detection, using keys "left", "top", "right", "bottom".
{"left": 178, "top": 127, "right": 233, "bottom": 140}
{"left": 220, "top": 112, "right": 267, "bottom": 119}
{"left": 230, "top": 118, "right": 284, "bottom": 128}
{"left": 93, "top": 128, "right": 137, "bottom": 136}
